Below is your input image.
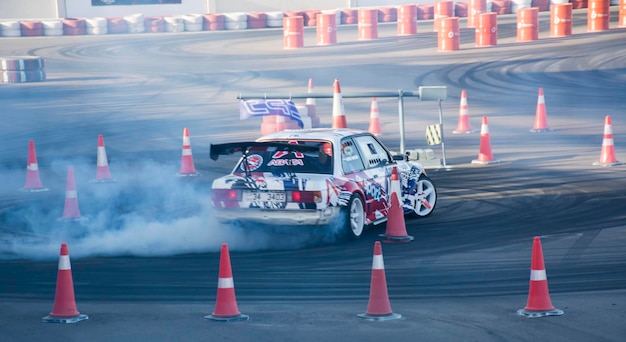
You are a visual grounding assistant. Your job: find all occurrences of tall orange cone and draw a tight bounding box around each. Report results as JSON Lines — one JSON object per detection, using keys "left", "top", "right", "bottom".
{"left": 91, "top": 134, "right": 114, "bottom": 183}
{"left": 42, "top": 243, "right": 88, "bottom": 323}
{"left": 453, "top": 89, "right": 473, "bottom": 134}
{"left": 177, "top": 128, "right": 199, "bottom": 177}
{"left": 517, "top": 236, "right": 564, "bottom": 318}
{"left": 205, "top": 243, "right": 249, "bottom": 322}
{"left": 21, "top": 140, "right": 48, "bottom": 192}
{"left": 380, "top": 166, "right": 413, "bottom": 243}
{"left": 57, "top": 166, "right": 87, "bottom": 222}
{"left": 368, "top": 97, "right": 382, "bottom": 136}
{"left": 358, "top": 241, "right": 402, "bottom": 321}
{"left": 331, "top": 78, "right": 348, "bottom": 129}
{"left": 471, "top": 116, "right": 500, "bottom": 164}
{"left": 306, "top": 78, "right": 316, "bottom": 107}
{"left": 530, "top": 88, "right": 552, "bottom": 132}
{"left": 593, "top": 115, "right": 622, "bottom": 166}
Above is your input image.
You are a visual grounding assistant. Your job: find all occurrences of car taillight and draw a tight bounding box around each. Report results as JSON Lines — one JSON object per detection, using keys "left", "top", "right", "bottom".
{"left": 289, "top": 190, "right": 322, "bottom": 203}
{"left": 212, "top": 189, "right": 241, "bottom": 201}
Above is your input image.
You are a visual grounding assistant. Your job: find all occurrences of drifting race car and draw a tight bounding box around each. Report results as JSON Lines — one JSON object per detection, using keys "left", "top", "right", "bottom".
{"left": 210, "top": 128, "right": 437, "bottom": 239}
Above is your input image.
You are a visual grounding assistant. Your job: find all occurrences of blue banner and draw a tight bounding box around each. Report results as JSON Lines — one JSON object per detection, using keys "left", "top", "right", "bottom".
{"left": 239, "top": 99, "right": 303, "bottom": 128}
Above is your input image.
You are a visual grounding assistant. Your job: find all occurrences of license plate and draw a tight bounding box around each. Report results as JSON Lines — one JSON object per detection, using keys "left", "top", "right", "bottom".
{"left": 243, "top": 191, "right": 286, "bottom": 203}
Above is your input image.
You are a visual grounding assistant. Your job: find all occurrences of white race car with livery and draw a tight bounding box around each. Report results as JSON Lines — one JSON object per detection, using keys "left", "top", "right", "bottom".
{"left": 210, "top": 128, "right": 437, "bottom": 239}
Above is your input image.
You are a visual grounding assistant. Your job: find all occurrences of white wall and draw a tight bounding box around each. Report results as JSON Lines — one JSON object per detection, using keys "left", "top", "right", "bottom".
{"left": 0, "top": 0, "right": 60, "bottom": 19}
{"left": 0, "top": 0, "right": 443, "bottom": 20}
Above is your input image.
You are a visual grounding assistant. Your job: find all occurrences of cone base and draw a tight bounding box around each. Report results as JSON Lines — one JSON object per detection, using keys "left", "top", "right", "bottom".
{"left": 517, "top": 308, "right": 564, "bottom": 318}
{"left": 530, "top": 128, "right": 553, "bottom": 133}
{"left": 89, "top": 178, "right": 116, "bottom": 184}
{"left": 19, "top": 187, "right": 49, "bottom": 192}
{"left": 471, "top": 159, "right": 501, "bottom": 165}
{"left": 357, "top": 312, "right": 402, "bottom": 321}
{"left": 379, "top": 233, "right": 414, "bottom": 243}
{"left": 204, "top": 313, "right": 249, "bottom": 322}
{"left": 42, "top": 313, "right": 88, "bottom": 324}
{"left": 592, "top": 161, "right": 622, "bottom": 167}
{"left": 176, "top": 172, "right": 200, "bottom": 177}
{"left": 56, "top": 216, "right": 89, "bottom": 223}
{"left": 453, "top": 129, "right": 474, "bottom": 134}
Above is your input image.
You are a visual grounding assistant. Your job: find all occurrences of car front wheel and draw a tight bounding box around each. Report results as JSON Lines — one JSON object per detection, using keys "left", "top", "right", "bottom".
{"left": 407, "top": 175, "right": 437, "bottom": 218}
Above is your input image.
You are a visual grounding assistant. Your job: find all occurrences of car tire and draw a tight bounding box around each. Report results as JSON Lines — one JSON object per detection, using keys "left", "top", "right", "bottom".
{"left": 406, "top": 175, "right": 437, "bottom": 218}
{"left": 341, "top": 194, "right": 365, "bottom": 239}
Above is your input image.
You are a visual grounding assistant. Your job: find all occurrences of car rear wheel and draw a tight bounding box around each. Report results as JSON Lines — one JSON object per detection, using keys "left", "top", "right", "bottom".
{"left": 407, "top": 175, "right": 437, "bottom": 218}
{"left": 343, "top": 194, "right": 365, "bottom": 239}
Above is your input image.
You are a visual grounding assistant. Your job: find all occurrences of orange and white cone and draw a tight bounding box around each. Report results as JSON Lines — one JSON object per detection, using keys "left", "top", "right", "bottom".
{"left": 42, "top": 243, "right": 88, "bottom": 323}
{"left": 517, "top": 236, "right": 564, "bottom": 318}
{"left": 306, "top": 78, "right": 316, "bottom": 106}
{"left": 21, "top": 140, "right": 48, "bottom": 192}
{"left": 453, "top": 89, "right": 473, "bottom": 134}
{"left": 205, "top": 243, "right": 249, "bottom": 322}
{"left": 331, "top": 78, "right": 348, "bottom": 129}
{"left": 593, "top": 115, "right": 622, "bottom": 166}
{"left": 58, "top": 166, "right": 87, "bottom": 222}
{"left": 358, "top": 241, "right": 402, "bottom": 321}
{"left": 530, "top": 88, "right": 552, "bottom": 132}
{"left": 177, "top": 128, "right": 199, "bottom": 177}
{"left": 91, "top": 134, "right": 114, "bottom": 183}
{"left": 471, "top": 116, "right": 500, "bottom": 165}
{"left": 368, "top": 97, "right": 382, "bottom": 136}
{"left": 380, "top": 166, "right": 413, "bottom": 243}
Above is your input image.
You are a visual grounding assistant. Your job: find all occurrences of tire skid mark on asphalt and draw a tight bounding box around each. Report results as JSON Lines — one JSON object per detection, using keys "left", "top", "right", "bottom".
{"left": 561, "top": 229, "right": 601, "bottom": 264}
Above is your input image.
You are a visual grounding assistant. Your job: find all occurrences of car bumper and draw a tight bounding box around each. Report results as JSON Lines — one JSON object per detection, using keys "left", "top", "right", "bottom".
{"left": 213, "top": 207, "right": 341, "bottom": 226}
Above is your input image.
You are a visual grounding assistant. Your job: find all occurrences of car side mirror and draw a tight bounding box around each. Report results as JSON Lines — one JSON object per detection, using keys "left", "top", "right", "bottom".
{"left": 392, "top": 155, "right": 404, "bottom": 161}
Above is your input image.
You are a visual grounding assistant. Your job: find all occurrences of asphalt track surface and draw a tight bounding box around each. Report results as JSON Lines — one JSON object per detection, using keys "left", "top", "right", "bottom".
{"left": 1, "top": 9, "right": 625, "bottom": 342}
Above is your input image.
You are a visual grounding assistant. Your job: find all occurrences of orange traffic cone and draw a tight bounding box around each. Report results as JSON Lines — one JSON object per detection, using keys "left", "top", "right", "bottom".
{"left": 453, "top": 89, "right": 473, "bottom": 134}
{"left": 306, "top": 78, "right": 316, "bottom": 106}
{"left": 380, "top": 166, "right": 413, "bottom": 243}
{"left": 530, "top": 88, "right": 552, "bottom": 132}
{"left": 205, "top": 243, "right": 249, "bottom": 322}
{"left": 21, "top": 140, "right": 48, "bottom": 192}
{"left": 42, "top": 243, "right": 88, "bottom": 323}
{"left": 57, "top": 166, "right": 87, "bottom": 222}
{"left": 593, "top": 115, "right": 622, "bottom": 166}
{"left": 517, "top": 236, "right": 564, "bottom": 318}
{"left": 471, "top": 116, "right": 500, "bottom": 165}
{"left": 358, "top": 241, "right": 402, "bottom": 321}
{"left": 91, "top": 134, "right": 114, "bottom": 183}
{"left": 331, "top": 78, "right": 348, "bottom": 129}
{"left": 177, "top": 128, "right": 199, "bottom": 177}
{"left": 368, "top": 97, "right": 382, "bottom": 136}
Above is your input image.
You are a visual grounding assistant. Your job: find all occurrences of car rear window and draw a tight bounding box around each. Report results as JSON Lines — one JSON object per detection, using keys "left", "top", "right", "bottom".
{"left": 234, "top": 141, "right": 333, "bottom": 175}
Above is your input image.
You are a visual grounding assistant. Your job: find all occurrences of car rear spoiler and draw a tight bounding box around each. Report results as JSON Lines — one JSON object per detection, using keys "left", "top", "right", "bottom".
{"left": 210, "top": 141, "right": 319, "bottom": 161}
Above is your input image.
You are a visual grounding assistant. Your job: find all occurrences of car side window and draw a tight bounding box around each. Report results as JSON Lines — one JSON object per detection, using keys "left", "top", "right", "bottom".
{"left": 353, "top": 135, "right": 390, "bottom": 169}
{"left": 341, "top": 138, "right": 365, "bottom": 174}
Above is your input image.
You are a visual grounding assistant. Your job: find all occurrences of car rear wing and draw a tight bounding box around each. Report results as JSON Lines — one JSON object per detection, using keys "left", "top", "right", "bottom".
{"left": 210, "top": 141, "right": 320, "bottom": 161}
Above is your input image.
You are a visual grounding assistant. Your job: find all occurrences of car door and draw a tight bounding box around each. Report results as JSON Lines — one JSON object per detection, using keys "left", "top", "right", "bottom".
{"left": 344, "top": 135, "right": 393, "bottom": 223}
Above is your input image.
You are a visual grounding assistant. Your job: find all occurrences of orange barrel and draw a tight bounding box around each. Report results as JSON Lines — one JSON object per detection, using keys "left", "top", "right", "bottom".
{"left": 475, "top": 12, "right": 497, "bottom": 47}
{"left": 550, "top": 3, "right": 572, "bottom": 37}
{"left": 621, "top": 0, "right": 626, "bottom": 28}
{"left": 468, "top": 0, "right": 487, "bottom": 28}
{"left": 397, "top": 4, "right": 418, "bottom": 35}
{"left": 438, "top": 17, "right": 460, "bottom": 51}
{"left": 588, "top": 0, "right": 610, "bottom": 32}
{"left": 317, "top": 13, "right": 337, "bottom": 45}
{"left": 283, "top": 16, "right": 304, "bottom": 49}
{"left": 358, "top": 8, "right": 378, "bottom": 40}
{"left": 517, "top": 7, "right": 539, "bottom": 42}
{"left": 434, "top": 1, "right": 455, "bottom": 32}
